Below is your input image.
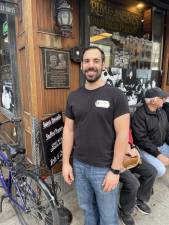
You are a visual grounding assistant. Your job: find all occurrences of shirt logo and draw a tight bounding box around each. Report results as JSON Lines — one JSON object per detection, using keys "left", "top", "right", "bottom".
{"left": 95, "top": 100, "right": 110, "bottom": 108}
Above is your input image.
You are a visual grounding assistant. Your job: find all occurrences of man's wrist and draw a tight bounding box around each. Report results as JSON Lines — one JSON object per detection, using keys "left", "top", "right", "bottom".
{"left": 109, "top": 167, "right": 120, "bottom": 175}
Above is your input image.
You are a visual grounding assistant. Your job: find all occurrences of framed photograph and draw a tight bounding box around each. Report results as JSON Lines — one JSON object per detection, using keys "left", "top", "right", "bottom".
{"left": 42, "top": 48, "right": 70, "bottom": 89}
{"left": 101, "top": 67, "right": 122, "bottom": 87}
{"left": 113, "top": 47, "right": 130, "bottom": 68}
{"left": 0, "top": 64, "right": 15, "bottom": 116}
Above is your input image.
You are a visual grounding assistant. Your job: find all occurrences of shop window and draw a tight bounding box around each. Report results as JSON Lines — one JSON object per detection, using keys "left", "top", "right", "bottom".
{"left": 0, "top": 15, "right": 15, "bottom": 116}
{"left": 89, "top": 0, "right": 164, "bottom": 109}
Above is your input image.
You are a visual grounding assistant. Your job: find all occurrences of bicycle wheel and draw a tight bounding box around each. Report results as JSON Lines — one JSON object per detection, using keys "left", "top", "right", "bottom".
{"left": 11, "top": 169, "right": 60, "bottom": 225}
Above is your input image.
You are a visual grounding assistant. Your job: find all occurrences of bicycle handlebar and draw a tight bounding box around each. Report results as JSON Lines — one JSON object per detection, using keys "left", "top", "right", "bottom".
{"left": 0, "top": 118, "right": 22, "bottom": 126}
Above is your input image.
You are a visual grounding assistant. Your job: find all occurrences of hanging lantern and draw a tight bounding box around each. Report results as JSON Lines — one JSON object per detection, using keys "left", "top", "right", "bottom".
{"left": 56, "top": 1, "right": 73, "bottom": 37}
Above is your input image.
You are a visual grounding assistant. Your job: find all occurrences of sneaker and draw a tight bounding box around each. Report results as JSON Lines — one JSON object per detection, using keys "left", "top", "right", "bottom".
{"left": 136, "top": 200, "right": 152, "bottom": 214}
{"left": 119, "top": 209, "right": 135, "bottom": 225}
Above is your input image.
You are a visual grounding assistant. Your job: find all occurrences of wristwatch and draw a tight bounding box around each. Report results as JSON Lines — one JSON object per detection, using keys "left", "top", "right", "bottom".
{"left": 109, "top": 168, "right": 120, "bottom": 175}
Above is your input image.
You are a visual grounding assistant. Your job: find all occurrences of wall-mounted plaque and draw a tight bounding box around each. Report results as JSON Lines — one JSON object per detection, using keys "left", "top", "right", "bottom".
{"left": 41, "top": 112, "right": 64, "bottom": 170}
{"left": 42, "top": 48, "right": 70, "bottom": 88}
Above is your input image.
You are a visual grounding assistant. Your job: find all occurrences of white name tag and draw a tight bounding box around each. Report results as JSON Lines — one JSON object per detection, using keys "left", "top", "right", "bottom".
{"left": 95, "top": 100, "right": 110, "bottom": 108}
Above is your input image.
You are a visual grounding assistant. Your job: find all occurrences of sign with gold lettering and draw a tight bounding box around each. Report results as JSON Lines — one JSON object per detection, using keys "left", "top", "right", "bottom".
{"left": 90, "top": 0, "right": 142, "bottom": 35}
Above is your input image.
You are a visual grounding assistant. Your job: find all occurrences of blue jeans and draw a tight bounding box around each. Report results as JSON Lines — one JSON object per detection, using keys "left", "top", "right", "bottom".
{"left": 73, "top": 158, "right": 119, "bottom": 225}
{"left": 141, "top": 143, "right": 169, "bottom": 177}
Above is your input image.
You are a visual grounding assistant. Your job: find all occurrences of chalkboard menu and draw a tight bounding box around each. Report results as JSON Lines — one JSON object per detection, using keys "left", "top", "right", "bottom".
{"left": 41, "top": 112, "right": 64, "bottom": 170}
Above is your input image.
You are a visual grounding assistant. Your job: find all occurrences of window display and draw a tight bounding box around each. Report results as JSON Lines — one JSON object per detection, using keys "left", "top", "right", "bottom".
{"left": 90, "top": 1, "right": 164, "bottom": 108}
{"left": 0, "top": 16, "right": 15, "bottom": 115}
{"left": 91, "top": 28, "right": 162, "bottom": 106}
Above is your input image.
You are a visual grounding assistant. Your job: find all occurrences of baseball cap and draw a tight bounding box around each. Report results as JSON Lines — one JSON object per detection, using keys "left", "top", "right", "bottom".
{"left": 145, "top": 87, "right": 169, "bottom": 98}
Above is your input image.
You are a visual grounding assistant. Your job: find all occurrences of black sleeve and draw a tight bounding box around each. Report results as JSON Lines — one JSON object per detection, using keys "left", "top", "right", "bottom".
{"left": 65, "top": 94, "right": 75, "bottom": 120}
{"left": 164, "top": 111, "right": 169, "bottom": 145}
{"left": 131, "top": 112, "right": 161, "bottom": 157}
{"left": 166, "top": 134, "right": 169, "bottom": 146}
{"left": 113, "top": 91, "right": 129, "bottom": 119}
{"left": 163, "top": 103, "right": 169, "bottom": 122}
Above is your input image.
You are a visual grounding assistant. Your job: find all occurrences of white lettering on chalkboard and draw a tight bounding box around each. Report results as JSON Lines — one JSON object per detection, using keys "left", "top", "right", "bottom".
{"left": 42, "top": 114, "right": 62, "bottom": 130}
{"left": 50, "top": 137, "right": 62, "bottom": 152}
{"left": 43, "top": 120, "right": 52, "bottom": 129}
{"left": 51, "top": 114, "right": 61, "bottom": 124}
{"left": 46, "top": 126, "right": 63, "bottom": 141}
{"left": 50, "top": 151, "right": 62, "bottom": 166}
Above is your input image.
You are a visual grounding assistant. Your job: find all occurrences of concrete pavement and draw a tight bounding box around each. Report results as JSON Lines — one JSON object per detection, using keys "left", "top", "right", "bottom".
{"left": 63, "top": 169, "right": 169, "bottom": 225}
{"left": 1, "top": 169, "right": 169, "bottom": 225}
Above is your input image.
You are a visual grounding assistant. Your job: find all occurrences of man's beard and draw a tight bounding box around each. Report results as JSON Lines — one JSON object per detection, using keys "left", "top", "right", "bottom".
{"left": 83, "top": 68, "right": 102, "bottom": 83}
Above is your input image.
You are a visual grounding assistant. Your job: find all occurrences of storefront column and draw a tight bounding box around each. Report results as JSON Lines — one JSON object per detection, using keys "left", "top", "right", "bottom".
{"left": 162, "top": 10, "right": 169, "bottom": 91}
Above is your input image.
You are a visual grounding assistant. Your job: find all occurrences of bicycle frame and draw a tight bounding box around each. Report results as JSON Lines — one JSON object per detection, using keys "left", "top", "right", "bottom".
{"left": 0, "top": 119, "right": 63, "bottom": 225}
{"left": 0, "top": 147, "right": 27, "bottom": 212}
{"left": 0, "top": 149, "right": 11, "bottom": 192}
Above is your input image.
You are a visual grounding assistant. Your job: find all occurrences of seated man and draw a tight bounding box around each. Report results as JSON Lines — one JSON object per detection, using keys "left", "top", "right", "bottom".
{"left": 163, "top": 98, "right": 169, "bottom": 122}
{"left": 119, "top": 130, "right": 157, "bottom": 225}
{"left": 132, "top": 87, "right": 169, "bottom": 177}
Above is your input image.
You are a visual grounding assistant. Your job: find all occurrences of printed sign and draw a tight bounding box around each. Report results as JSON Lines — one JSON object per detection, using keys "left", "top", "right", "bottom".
{"left": 0, "top": 2, "right": 18, "bottom": 15}
{"left": 41, "top": 112, "right": 64, "bottom": 169}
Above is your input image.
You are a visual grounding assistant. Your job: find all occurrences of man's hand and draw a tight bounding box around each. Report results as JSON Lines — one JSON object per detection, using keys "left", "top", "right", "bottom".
{"left": 102, "top": 171, "right": 119, "bottom": 192}
{"left": 128, "top": 146, "right": 139, "bottom": 157}
{"left": 62, "top": 163, "right": 74, "bottom": 185}
{"left": 157, "top": 154, "right": 169, "bottom": 166}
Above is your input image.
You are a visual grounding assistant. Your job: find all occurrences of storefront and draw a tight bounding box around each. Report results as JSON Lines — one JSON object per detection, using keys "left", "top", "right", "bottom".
{"left": 0, "top": 1, "right": 21, "bottom": 143}
{"left": 0, "top": 0, "right": 80, "bottom": 169}
{"left": 88, "top": 0, "right": 168, "bottom": 110}
{"left": 0, "top": 0, "right": 169, "bottom": 172}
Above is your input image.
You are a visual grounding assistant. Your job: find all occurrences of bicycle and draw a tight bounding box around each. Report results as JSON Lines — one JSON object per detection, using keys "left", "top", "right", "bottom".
{"left": 0, "top": 118, "right": 60, "bottom": 225}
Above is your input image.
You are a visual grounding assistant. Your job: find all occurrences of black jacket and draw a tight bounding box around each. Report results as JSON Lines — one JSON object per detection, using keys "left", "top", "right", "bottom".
{"left": 131, "top": 103, "right": 169, "bottom": 157}
{"left": 163, "top": 102, "right": 169, "bottom": 122}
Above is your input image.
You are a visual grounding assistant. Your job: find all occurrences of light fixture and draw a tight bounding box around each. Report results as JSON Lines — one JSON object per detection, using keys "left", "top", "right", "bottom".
{"left": 137, "top": 3, "right": 144, "bottom": 10}
{"left": 56, "top": 0, "right": 73, "bottom": 37}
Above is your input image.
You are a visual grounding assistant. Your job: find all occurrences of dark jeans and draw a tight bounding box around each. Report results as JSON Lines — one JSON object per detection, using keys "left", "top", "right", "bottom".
{"left": 119, "top": 159, "right": 157, "bottom": 215}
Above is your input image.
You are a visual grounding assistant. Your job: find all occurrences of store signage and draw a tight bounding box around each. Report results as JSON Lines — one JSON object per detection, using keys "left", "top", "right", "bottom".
{"left": 0, "top": 2, "right": 18, "bottom": 16}
{"left": 3, "top": 21, "right": 8, "bottom": 36}
{"left": 90, "top": 0, "right": 141, "bottom": 35}
{"left": 41, "top": 112, "right": 64, "bottom": 170}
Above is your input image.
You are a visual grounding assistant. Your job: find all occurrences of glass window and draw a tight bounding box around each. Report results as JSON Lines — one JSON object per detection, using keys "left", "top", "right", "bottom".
{"left": 90, "top": 0, "right": 164, "bottom": 109}
{"left": 0, "top": 15, "right": 15, "bottom": 115}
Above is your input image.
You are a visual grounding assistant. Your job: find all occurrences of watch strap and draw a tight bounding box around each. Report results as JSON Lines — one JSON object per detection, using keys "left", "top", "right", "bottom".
{"left": 109, "top": 168, "right": 120, "bottom": 174}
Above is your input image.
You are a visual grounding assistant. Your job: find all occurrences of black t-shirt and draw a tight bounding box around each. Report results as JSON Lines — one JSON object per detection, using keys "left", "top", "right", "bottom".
{"left": 65, "top": 84, "right": 129, "bottom": 167}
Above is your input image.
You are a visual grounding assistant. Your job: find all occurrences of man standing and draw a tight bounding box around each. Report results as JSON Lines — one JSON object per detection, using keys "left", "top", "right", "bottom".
{"left": 132, "top": 87, "right": 169, "bottom": 177}
{"left": 62, "top": 46, "right": 129, "bottom": 225}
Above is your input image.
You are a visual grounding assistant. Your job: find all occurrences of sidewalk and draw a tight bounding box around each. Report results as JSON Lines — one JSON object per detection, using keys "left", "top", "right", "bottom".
{"left": 63, "top": 169, "right": 169, "bottom": 225}
{"left": 1, "top": 169, "right": 169, "bottom": 225}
